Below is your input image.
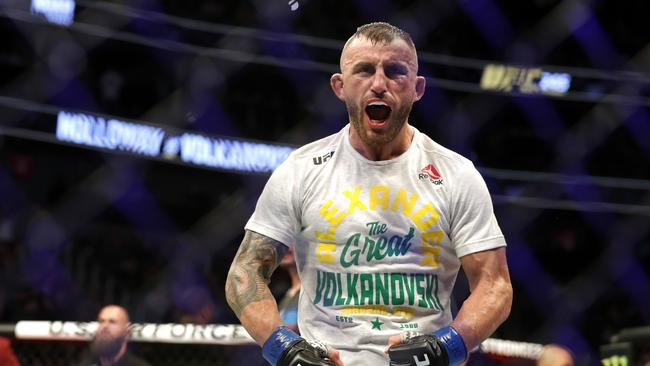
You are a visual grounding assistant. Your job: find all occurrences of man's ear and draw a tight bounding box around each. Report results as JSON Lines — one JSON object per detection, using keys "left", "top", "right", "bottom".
{"left": 330, "top": 73, "right": 346, "bottom": 102}
{"left": 414, "top": 75, "right": 426, "bottom": 101}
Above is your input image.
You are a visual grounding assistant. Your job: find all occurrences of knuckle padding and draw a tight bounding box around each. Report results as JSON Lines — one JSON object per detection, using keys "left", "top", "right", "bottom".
{"left": 388, "top": 335, "right": 448, "bottom": 366}
{"left": 278, "top": 339, "right": 335, "bottom": 366}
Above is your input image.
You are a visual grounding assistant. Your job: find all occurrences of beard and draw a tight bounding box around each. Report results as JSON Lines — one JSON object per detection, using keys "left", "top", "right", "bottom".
{"left": 90, "top": 334, "right": 125, "bottom": 358}
{"left": 347, "top": 101, "right": 412, "bottom": 149}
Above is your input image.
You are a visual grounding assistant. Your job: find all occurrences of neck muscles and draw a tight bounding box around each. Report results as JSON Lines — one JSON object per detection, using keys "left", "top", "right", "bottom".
{"left": 350, "top": 124, "right": 413, "bottom": 161}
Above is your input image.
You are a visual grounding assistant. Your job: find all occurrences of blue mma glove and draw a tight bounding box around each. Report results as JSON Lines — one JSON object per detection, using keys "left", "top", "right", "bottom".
{"left": 388, "top": 327, "right": 467, "bottom": 366}
{"left": 262, "top": 326, "right": 335, "bottom": 366}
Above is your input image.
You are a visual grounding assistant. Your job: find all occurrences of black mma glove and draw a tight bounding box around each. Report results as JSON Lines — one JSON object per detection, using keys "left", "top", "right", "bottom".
{"left": 262, "top": 326, "right": 335, "bottom": 366}
{"left": 388, "top": 327, "right": 467, "bottom": 366}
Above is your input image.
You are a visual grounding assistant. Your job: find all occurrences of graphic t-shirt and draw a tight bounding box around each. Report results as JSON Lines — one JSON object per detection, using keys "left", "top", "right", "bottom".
{"left": 245, "top": 124, "right": 506, "bottom": 366}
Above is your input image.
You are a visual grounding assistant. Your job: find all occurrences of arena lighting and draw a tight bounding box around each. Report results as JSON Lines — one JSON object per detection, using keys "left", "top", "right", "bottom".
{"left": 30, "top": 0, "right": 75, "bottom": 26}
{"left": 55, "top": 111, "right": 295, "bottom": 174}
{"left": 538, "top": 72, "right": 572, "bottom": 94}
{"left": 480, "top": 64, "right": 572, "bottom": 95}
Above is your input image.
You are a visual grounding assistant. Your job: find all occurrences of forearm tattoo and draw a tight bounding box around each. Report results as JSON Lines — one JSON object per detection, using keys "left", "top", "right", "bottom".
{"left": 226, "top": 230, "right": 288, "bottom": 318}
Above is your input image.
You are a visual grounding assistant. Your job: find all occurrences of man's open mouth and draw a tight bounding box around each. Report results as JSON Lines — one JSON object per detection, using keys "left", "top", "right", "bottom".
{"left": 365, "top": 102, "right": 392, "bottom": 122}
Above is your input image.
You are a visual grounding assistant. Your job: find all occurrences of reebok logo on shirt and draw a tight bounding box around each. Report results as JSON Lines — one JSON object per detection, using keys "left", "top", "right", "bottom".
{"left": 418, "top": 164, "right": 443, "bottom": 185}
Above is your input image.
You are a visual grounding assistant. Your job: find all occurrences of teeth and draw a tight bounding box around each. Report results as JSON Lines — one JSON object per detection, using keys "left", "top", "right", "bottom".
{"left": 368, "top": 101, "right": 388, "bottom": 107}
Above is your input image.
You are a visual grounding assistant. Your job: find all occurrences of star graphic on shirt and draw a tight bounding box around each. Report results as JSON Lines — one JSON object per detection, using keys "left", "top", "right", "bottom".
{"left": 370, "top": 317, "right": 384, "bottom": 330}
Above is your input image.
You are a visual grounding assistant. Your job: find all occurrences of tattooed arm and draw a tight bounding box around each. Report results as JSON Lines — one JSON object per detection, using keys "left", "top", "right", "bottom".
{"left": 225, "top": 229, "right": 289, "bottom": 345}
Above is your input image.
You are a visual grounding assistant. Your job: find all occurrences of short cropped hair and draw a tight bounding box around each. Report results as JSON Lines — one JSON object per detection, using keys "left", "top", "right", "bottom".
{"left": 343, "top": 22, "right": 416, "bottom": 52}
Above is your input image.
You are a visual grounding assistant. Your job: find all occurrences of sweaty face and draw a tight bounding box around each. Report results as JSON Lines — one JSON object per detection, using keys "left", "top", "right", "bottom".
{"left": 338, "top": 38, "right": 422, "bottom": 149}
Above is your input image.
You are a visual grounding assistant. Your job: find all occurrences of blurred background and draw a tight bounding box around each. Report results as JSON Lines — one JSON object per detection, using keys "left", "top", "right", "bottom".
{"left": 0, "top": 0, "right": 649, "bottom": 365}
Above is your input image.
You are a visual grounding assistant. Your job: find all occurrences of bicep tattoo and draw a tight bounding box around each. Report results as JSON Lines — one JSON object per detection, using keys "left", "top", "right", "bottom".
{"left": 226, "top": 230, "right": 288, "bottom": 317}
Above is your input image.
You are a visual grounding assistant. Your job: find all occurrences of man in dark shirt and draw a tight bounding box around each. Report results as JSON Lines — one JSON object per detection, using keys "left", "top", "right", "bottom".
{"left": 76, "top": 305, "right": 150, "bottom": 366}
{"left": 277, "top": 249, "right": 300, "bottom": 333}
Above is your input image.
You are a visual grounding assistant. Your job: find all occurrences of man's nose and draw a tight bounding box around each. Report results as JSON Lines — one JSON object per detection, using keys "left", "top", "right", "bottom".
{"left": 370, "top": 71, "right": 388, "bottom": 96}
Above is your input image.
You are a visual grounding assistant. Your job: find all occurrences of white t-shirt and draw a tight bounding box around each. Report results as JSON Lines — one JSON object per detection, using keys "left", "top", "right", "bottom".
{"left": 245, "top": 124, "right": 506, "bottom": 366}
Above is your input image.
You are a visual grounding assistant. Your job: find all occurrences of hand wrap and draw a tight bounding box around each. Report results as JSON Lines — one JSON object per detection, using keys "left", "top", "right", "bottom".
{"left": 388, "top": 326, "right": 467, "bottom": 366}
{"left": 262, "top": 327, "right": 335, "bottom": 366}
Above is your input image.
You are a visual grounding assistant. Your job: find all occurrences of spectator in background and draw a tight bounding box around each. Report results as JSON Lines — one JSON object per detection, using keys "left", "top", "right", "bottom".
{"left": 76, "top": 305, "right": 150, "bottom": 366}
{"left": 277, "top": 249, "right": 300, "bottom": 333}
{"left": 537, "top": 344, "right": 574, "bottom": 366}
{"left": 0, "top": 336, "right": 21, "bottom": 366}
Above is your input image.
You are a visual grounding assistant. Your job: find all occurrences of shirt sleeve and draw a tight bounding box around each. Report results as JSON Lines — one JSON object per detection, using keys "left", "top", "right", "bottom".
{"left": 244, "top": 156, "right": 301, "bottom": 247}
{"left": 449, "top": 163, "right": 506, "bottom": 258}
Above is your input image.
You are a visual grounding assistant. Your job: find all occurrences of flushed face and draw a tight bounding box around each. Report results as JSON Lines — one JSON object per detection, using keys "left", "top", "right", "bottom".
{"left": 332, "top": 37, "right": 425, "bottom": 153}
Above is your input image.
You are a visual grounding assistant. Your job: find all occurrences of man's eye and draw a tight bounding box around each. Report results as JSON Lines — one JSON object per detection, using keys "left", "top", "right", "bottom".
{"left": 386, "top": 65, "right": 407, "bottom": 77}
{"left": 354, "top": 65, "right": 374, "bottom": 75}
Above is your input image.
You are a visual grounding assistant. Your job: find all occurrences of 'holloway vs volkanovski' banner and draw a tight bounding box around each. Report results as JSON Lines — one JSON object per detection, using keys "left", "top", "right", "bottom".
{"left": 55, "top": 111, "right": 296, "bottom": 174}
